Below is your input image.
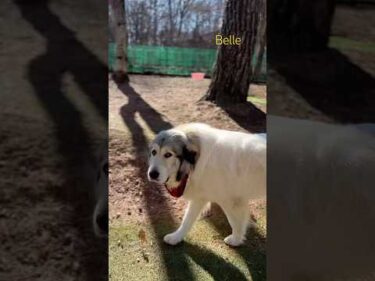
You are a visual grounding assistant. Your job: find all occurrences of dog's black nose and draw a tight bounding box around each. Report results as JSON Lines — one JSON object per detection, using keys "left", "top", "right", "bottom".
{"left": 149, "top": 170, "right": 159, "bottom": 180}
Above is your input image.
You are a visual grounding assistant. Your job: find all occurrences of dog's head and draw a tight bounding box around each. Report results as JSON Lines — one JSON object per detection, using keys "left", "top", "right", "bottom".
{"left": 147, "top": 128, "right": 199, "bottom": 198}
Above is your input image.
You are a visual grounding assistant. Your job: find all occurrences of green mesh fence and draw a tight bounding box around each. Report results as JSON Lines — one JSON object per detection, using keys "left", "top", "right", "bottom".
{"left": 109, "top": 44, "right": 266, "bottom": 82}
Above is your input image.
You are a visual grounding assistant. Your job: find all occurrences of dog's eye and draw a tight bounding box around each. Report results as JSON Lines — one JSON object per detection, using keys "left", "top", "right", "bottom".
{"left": 164, "top": 152, "right": 172, "bottom": 158}
{"left": 151, "top": 150, "right": 157, "bottom": 156}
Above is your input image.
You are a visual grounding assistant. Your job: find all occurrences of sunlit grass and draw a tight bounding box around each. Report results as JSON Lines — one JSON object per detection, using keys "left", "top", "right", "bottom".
{"left": 247, "top": 96, "right": 267, "bottom": 105}
{"left": 109, "top": 212, "right": 266, "bottom": 281}
{"left": 330, "top": 36, "right": 375, "bottom": 53}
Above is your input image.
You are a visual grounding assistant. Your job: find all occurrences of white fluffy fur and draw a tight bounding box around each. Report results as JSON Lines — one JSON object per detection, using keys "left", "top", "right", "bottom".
{"left": 163, "top": 123, "right": 266, "bottom": 246}
{"left": 269, "top": 116, "right": 375, "bottom": 280}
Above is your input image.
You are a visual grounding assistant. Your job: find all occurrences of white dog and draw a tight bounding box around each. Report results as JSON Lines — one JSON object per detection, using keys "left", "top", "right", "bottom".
{"left": 147, "top": 123, "right": 266, "bottom": 246}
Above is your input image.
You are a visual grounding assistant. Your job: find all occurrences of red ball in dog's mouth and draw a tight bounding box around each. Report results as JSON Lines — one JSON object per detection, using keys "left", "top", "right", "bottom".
{"left": 164, "top": 175, "right": 189, "bottom": 198}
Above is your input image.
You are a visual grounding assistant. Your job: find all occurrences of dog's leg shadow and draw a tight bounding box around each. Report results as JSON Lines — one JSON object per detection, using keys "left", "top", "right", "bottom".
{"left": 184, "top": 242, "right": 249, "bottom": 281}
{"left": 206, "top": 203, "right": 266, "bottom": 280}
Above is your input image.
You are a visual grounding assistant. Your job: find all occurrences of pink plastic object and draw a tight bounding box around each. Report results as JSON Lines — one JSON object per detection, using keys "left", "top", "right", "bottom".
{"left": 191, "top": 72, "right": 205, "bottom": 80}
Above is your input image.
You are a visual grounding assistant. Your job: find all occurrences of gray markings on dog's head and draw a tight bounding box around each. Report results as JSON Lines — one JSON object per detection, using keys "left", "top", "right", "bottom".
{"left": 152, "top": 130, "right": 186, "bottom": 155}
{"left": 148, "top": 129, "right": 197, "bottom": 187}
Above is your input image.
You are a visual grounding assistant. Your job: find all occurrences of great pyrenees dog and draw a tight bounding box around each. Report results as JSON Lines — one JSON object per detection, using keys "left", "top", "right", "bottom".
{"left": 147, "top": 123, "right": 266, "bottom": 247}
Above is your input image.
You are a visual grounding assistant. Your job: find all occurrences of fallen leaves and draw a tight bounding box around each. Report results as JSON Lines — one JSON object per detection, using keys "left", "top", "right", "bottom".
{"left": 138, "top": 229, "right": 147, "bottom": 245}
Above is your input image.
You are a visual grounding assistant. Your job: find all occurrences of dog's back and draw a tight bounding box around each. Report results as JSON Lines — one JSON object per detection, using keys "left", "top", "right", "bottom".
{"left": 181, "top": 124, "right": 266, "bottom": 203}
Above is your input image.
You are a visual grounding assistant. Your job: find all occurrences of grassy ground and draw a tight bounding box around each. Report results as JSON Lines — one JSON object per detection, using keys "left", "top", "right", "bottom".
{"left": 247, "top": 96, "right": 267, "bottom": 105}
{"left": 110, "top": 210, "right": 266, "bottom": 281}
{"left": 330, "top": 36, "right": 375, "bottom": 53}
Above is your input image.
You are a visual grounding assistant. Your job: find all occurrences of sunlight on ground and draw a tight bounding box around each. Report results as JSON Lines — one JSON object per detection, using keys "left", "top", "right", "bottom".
{"left": 110, "top": 215, "right": 266, "bottom": 281}
{"left": 247, "top": 96, "right": 267, "bottom": 105}
{"left": 330, "top": 36, "right": 375, "bottom": 54}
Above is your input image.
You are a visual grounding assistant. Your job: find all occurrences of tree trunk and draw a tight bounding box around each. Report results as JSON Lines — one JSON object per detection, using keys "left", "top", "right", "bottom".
{"left": 167, "top": 0, "right": 175, "bottom": 45}
{"left": 253, "top": 0, "right": 266, "bottom": 82}
{"left": 253, "top": 33, "right": 266, "bottom": 82}
{"left": 113, "top": 0, "right": 128, "bottom": 82}
{"left": 152, "top": 0, "right": 158, "bottom": 45}
{"left": 205, "top": 0, "right": 261, "bottom": 105}
{"left": 269, "top": 0, "right": 335, "bottom": 57}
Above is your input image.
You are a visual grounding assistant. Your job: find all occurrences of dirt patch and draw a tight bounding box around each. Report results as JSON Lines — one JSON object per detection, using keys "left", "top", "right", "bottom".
{"left": 0, "top": 114, "right": 107, "bottom": 281}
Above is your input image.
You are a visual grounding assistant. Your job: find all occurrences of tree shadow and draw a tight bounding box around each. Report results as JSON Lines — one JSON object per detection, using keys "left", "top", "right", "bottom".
{"left": 115, "top": 80, "right": 195, "bottom": 280}
{"left": 117, "top": 81, "right": 172, "bottom": 138}
{"left": 184, "top": 242, "right": 249, "bottom": 281}
{"left": 221, "top": 102, "right": 267, "bottom": 133}
{"left": 271, "top": 48, "right": 375, "bottom": 123}
{"left": 15, "top": 0, "right": 108, "bottom": 119}
{"left": 14, "top": 0, "right": 108, "bottom": 280}
{"left": 207, "top": 203, "right": 266, "bottom": 281}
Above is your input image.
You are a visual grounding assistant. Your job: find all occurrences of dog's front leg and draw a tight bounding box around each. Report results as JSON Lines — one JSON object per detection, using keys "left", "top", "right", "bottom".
{"left": 164, "top": 200, "right": 207, "bottom": 245}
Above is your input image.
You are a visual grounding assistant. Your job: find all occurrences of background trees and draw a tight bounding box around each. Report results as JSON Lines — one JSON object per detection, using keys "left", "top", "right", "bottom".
{"left": 116, "top": 0, "right": 224, "bottom": 48}
{"left": 110, "top": 0, "right": 267, "bottom": 110}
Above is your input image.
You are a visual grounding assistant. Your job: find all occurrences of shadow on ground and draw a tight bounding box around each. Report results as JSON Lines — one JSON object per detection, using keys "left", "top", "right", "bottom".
{"left": 184, "top": 242, "right": 249, "bottom": 281}
{"left": 9, "top": 0, "right": 108, "bottom": 279}
{"left": 116, "top": 80, "right": 193, "bottom": 280}
{"left": 207, "top": 204, "right": 266, "bottom": 281}
{"left": 221, "top": 102, "right": 266, "bottom": 133}
{"left": 270, "top": 48, "right": 375, "bottom": 123}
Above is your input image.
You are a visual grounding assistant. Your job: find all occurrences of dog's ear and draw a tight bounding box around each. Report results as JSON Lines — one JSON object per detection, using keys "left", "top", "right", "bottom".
{"left": 175, "top": 133, "right": 199, "bottom": 182}
{"left": 183, "top": 146, "right": 196, "bottom": 165}
{"left": 176, "top": 169, "right": 183, "bottom": 182}
{"left": 183, "top": 131, "right": 200, "bottom": 165}
{"left": 176, "top": 148, "right": 195, "bottom": 182}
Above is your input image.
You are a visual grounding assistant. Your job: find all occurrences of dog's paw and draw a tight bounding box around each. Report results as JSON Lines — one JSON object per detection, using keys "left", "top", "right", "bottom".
{"left": 224, "top": 234, "right": 244, "bottom": 247}
{"left": 163, "top": 233, "right": 183, "bottom": 246}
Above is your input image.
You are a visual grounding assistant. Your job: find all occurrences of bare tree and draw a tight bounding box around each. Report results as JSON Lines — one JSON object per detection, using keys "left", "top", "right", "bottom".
{"left": 152, "top": 0, "right": 158, "bottom": 44}
{"left": 253, "top": 0, "right": 266, "bottom": 82}
{"left": 167, "top": 0, "right": 175, "bottom": 44}
{"left": 126, "top": 0, "right": 223, "bottom": 48}
{"left": 204, "top": 0, "right": 261, "bottom": 104}
{"left": 112, "top": 0, "right": 128, "bottom": 82}
{"left": 177, "top": 0, "right": 193, "bottom": 38}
